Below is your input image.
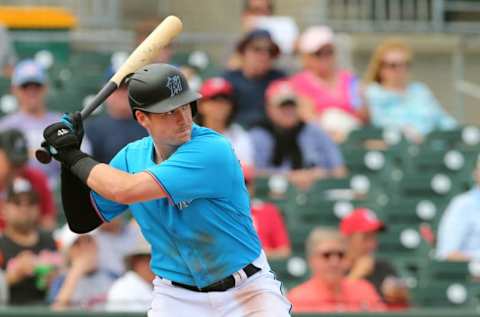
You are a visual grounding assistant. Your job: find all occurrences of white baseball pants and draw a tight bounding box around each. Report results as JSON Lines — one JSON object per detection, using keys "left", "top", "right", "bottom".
{"left": 147, "top": 251, "right": 292, "bottom": 317}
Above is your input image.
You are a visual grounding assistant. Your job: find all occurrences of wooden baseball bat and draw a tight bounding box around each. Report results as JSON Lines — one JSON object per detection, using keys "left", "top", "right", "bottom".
{"left": 36, "top": 15, "right": 183, "bottom": 164}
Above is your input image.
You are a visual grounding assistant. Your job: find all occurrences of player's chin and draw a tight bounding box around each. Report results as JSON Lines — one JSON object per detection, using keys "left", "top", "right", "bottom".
{"left": 175, "top": 130, "right": 192, "bottom": 143}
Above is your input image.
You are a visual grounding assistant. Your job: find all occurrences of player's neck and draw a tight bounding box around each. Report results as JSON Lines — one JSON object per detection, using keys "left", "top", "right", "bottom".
{"left": 153, "top": 144, "right": 176, "bottom": 163}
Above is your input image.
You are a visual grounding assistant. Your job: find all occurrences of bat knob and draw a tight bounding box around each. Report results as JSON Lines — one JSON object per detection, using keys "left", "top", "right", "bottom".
{"left": 35, "top": 147, "right": 52, "bottom": 164}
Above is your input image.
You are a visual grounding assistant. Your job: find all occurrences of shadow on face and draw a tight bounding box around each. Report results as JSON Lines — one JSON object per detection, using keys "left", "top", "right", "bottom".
{"left": 242, "top": 38, "right": 276, "bottom": 76}
{"left": 198, "top": 96, "right": 234, "bottom": 128}
{"left": 348, "top": 232, "right": 379, "bottom": 257}
{"left": 266, "top": 102, "right": 299, "bottom": 129}
{"left": 135, "top": 104, "right": 193, "bottom": 148}
{"left": 3, "top": 195, "right": 40, "bottom": 233}
{"left": 309, "top": 238, "right": 347, "bottom": 285}
{"left": 303, "top": 44, "right": 336, "bottom": 76}
{"left": 378, "top": 49, "right": 411, "bottom": 87}
{"left": 12, "top": 83, "right": 47, "bottom": 113}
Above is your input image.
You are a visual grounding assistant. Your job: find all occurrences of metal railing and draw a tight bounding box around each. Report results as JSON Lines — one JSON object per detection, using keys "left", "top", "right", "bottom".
{"left": 305, "top": 0, "right": 480, "bottom": 34}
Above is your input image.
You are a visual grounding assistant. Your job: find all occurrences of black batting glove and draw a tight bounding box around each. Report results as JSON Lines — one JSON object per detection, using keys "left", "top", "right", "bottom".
{"left": 61, "top": 111, "right": 84, "bottom": 143}
{"left": 43, "top": 122, "right": 88, "bottom": 167}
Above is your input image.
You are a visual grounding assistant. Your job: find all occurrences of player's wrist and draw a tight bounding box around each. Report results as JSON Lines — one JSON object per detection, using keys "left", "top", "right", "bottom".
{"left": 70, "top": 156, "right": 99, "bottom": 184}
{"left": 59, "top": 149, "right": 89, "bottom": 167}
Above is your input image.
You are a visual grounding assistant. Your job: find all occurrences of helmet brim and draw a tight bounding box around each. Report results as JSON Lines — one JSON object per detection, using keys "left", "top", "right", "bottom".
{"left": 133, "top": 90, "right": 202, "bottom": 114}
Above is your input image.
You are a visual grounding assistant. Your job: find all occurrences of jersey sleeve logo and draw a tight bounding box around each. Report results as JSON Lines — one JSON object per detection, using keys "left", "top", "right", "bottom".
{"left": 176, "top": 200, "right": 192, "bottom": 210}
{"left": 166, "top": 75, "right": 183, "bottom": 97}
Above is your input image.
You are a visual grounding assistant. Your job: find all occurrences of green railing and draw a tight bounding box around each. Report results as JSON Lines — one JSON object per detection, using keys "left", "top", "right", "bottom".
{"left": 1, "top": 307, "right": 480, "bottom": 317}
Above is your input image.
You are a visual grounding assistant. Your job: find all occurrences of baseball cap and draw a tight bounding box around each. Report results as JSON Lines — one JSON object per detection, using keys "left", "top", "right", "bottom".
{"left": 6, "top": 177, "right": 39, "bottom": 204}
{"left": 236, "top": 29, "right": 280, "bottom": 57}
{"left": 340, "top": 208, "right": 385, "bottom": 236}
{"left": 12, "top": 59, "right": 47, "bottom": 87}
{"left": 0, "top": 129, "right": 29, "bottom": 167}
{"left": 199, "top": 78, "right": 233, "bottom": 100}
{"left": 298, "top": 26, "right": 334, "bottom": 54}
{"left": 265, "top": 80, "right": 297, "bottom": 106}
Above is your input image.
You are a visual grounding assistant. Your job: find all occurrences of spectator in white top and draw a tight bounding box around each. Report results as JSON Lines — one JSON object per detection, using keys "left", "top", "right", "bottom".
{"left": 49, "top": 225, "right": 115, "bottom": 310}
{"left": 196, "top": 77, "right": 254, "bottom": 165}
{"left": 106, "top": 226, "right": 153, "bottom": 312}
{"left": 93, "top": 217, "right": 138, "bottom": 278}
{"left": 436, "top": 159, "right": 480, "bottom": 261}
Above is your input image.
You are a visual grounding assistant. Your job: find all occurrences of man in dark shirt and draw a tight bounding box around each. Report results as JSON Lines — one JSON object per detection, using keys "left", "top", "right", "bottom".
{"left": 0, "top": 177, "right": 57, "bottom": 305}
{"left": 340, "top": 208, "right": 409, "bottom": 309}
{"left": 223, "top": 29, "right": 285, "bottom": 127}
{"left": 85, "top": 65, "right": 147, "bottom": 163}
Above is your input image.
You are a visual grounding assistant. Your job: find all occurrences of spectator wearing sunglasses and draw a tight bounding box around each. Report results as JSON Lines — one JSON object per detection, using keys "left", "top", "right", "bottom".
{"left": 0, "top": 60, "right": 90, "bottom": 188}
{"left": 363, "top": 39, "right": 456, "bottom": 143}
{"left": 223, "top": 29, "right": 285, "bottom": 128}
{"left": 289, "top": 26, "right": 366, "bottom": 143}
{"left": 196, "top": 78, "right": 254, "bottom": 165}
{"left": 288, "top": 227, "right": 384, "bottom": 313}
{"left": 341, "top": 208, "right": 409, "bottom": 310}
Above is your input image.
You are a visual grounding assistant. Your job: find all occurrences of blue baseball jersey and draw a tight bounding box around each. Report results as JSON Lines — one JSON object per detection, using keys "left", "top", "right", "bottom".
{"left": 91, "top": 124, "right": 262, "bottom": 288}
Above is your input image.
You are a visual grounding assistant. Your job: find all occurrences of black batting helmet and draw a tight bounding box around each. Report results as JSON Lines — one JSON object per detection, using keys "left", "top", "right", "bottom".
{"left": 126, "top": 63, "right": 201, "bottom": 119}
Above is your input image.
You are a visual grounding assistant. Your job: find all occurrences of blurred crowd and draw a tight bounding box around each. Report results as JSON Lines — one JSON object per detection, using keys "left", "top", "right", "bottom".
{"left": 0, "top": 0, "right": 475, "bottom": 314}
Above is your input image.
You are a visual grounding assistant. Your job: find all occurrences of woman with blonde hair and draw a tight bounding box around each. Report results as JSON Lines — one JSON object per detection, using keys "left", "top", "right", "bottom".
{"left": 363, "top": 39, "right": 456, "bottom": 143}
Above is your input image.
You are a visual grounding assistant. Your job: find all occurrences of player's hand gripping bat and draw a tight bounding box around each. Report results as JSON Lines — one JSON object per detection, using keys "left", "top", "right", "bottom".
{"left": 35, "top": 15, "right": 183, "bottom": 164}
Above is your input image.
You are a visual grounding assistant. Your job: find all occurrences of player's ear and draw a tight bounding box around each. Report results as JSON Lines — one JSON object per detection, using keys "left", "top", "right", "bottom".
{"left": 135, "top": 110, "right": 149, "bottom": 128}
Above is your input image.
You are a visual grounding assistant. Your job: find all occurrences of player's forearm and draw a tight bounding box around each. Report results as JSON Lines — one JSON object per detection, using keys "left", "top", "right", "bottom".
{"left": 5, "top": 268, "right": 24, "bottom": 286}
{"left": 86, "top": 163, "right": 136, "bottom": 203}
{"left": 52, "top": 269, "right": 83, "bottom": 309}
{"left": 86, "top": 164, "right": 166, "bottom": 204}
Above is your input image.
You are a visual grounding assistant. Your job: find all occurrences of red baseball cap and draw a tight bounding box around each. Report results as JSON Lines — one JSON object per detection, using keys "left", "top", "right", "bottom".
{"left": 199, "top": 77, "right": 233, "bottom": 100}
{"left": 265, "top": 79, "right": 297, "bottom": 106}
{"left": 340, "top": 208, "right": 385, "bottom": 236}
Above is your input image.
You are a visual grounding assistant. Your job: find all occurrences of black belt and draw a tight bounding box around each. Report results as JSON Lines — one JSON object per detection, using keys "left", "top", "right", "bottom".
{"left": 171, "top": 263, "right": 261, "bottom": 292}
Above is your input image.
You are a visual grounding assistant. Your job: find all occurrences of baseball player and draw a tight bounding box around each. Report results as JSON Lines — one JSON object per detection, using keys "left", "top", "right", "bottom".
{"left": 42, "top": 64, "right": 292, "bottom": 316}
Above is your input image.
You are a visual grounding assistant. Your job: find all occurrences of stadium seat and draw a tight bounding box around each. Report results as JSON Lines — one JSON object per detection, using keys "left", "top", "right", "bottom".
{"left": 405, "top": 147, "right": 477, "bottom": 191}
{"left": 413, "top": 281, "right": 474, "bottom": 307}
{"left": 391, "top": 172, "right": 462, "bottom": 200}
{"left": 269, "top": 256, "right": 310, "bottom": 292}
{"left": 376, "top": 225, "right": 430, "bottom": 272}
{"left": 381, "top": 197, "right": 449, "bottom": 227}
{"left": 342, "top": 126, "right": 409, "bottom": 165}
{"left": 424, "top": 127, "right": 480, "bottom": 151}
{"left": 0, "top": 77, "right": 10, "bottom": 96}
{"left": 284, "top": 199, "right": 341, "bottom": 231}
{"left": 418, "top": 260, "right": 470, "bottom": 283}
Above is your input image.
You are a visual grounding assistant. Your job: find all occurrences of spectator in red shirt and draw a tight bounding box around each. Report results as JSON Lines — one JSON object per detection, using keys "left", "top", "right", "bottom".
{"left": 288, "top": 227, "right": 385, "bottom": 313}
{"left": 341, "top": 208, "right": 409, "bottom": 309}
{"left": 243, "top": 164, "right": 291, "bottom": 259}
{"left": 0, "top": 129, "right": 56, "bottom": 230}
